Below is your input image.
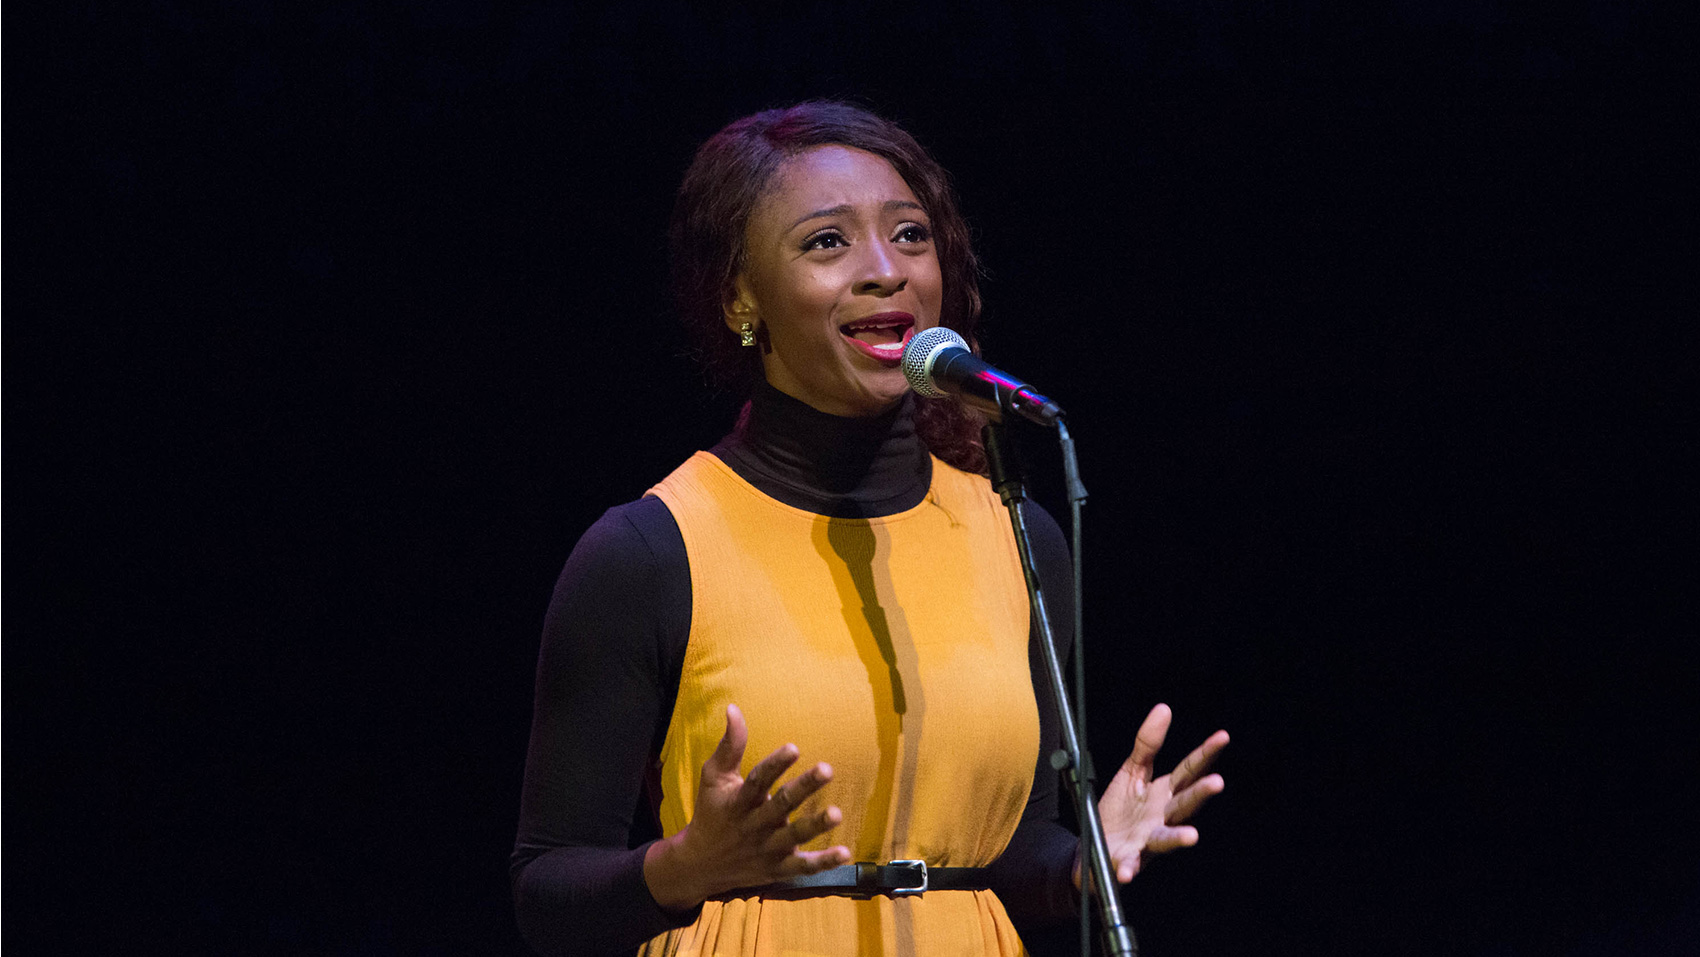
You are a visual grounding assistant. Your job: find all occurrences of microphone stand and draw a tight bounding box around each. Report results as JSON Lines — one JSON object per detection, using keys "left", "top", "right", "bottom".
{"left": 982, "top": 421, "right": 1136, "bottom": 957}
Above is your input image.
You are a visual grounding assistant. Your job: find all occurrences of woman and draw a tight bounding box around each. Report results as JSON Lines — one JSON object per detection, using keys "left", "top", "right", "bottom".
{"left": 511, "top": 101, "right": 1228, "bottom": 957}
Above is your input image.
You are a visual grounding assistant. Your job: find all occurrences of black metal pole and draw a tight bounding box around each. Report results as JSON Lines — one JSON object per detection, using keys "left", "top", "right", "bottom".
{"left": 982, "top": 422, "right": 1135, "bottom": 957}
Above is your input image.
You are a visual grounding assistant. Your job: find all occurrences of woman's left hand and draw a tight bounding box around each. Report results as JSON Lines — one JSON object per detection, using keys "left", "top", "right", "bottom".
{"left": 1076, "top": 703, "right": 1229, "bottom": 888}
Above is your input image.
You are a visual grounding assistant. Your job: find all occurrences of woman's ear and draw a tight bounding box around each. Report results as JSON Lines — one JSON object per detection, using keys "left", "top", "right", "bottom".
{"left": 722, "top": 275, "right": 757, "bottom": 335}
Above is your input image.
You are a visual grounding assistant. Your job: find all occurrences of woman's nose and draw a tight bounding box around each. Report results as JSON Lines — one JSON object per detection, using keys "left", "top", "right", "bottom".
{"left": 853, "top": 239, "right": 907, "bottom": 296}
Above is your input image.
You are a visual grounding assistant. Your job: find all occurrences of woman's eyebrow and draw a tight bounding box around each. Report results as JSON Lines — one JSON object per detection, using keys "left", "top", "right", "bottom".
{"left": 787, "top": 199, "right": 927, "bottom": 232}
{"left": 788, "top": 204, "right": 853, "bottom": 231}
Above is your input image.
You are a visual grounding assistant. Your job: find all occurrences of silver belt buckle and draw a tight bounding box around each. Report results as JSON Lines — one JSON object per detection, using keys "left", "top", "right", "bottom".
{"left": 889, "top": 859, "right": 927, "bottom": 896}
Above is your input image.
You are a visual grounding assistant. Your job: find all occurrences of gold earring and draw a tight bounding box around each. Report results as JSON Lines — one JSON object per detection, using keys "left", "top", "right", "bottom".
{"left": 739, "top": 321, "right": 756, "bottom": 348}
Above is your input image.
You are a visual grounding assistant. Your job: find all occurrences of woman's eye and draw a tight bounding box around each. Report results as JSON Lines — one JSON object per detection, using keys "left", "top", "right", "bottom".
{"left": 803, "top": 231, "right": 848, "bottom": 251}
{"left": 895, "top": 224, "right": 931, "bottom": 243}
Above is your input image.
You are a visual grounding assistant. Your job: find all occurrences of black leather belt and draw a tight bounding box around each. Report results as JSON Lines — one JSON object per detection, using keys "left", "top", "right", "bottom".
{"left": 731, "top": 860, "right": 991, "bottom": 899}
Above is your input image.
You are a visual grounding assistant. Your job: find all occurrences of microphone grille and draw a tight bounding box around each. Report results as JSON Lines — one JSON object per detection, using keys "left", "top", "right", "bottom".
{"left": 902, "top": 326, "right": 968, "bottom": 398}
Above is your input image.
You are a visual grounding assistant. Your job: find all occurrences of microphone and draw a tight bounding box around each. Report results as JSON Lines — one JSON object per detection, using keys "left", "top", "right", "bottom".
{"left": 901, "top": 327, "right": 1066, "bottom": 426}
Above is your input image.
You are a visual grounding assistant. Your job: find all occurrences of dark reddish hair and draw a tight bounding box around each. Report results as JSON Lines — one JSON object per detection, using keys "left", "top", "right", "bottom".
{"left": 668, "top": 100, "right": 988, "bottom": 473}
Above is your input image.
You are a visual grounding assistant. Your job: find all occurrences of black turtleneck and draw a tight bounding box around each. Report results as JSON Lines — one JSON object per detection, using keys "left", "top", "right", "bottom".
{"left": 711, "top": 382, "right": 934, "bottom": 518}
{"left": 511, "top": 386, "right": 1081, "bottom": 957}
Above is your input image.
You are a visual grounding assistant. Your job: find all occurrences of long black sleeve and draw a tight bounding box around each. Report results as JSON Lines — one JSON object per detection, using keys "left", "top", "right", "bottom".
{"left": 510, "top": 499, "right": 698, "bottom": 957}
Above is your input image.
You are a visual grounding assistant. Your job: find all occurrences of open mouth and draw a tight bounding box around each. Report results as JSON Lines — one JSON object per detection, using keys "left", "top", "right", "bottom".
{"left": 839, "top": 312, "right": 917, "bottom": 363}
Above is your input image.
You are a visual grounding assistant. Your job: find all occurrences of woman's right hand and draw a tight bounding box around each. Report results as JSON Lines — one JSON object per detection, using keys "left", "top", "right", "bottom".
{"left": 642, "top": 704, "right": 851, "bottom": 911}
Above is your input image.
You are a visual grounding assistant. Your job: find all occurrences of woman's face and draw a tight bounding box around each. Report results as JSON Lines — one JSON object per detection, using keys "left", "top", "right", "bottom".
{"left": 728, "top": 145, "right": 943, "bottom": 418}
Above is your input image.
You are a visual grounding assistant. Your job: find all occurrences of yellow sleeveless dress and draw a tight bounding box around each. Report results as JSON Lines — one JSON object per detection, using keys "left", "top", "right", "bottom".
{"left": 639, "top": 451, "right": 1040, "bottom": 957}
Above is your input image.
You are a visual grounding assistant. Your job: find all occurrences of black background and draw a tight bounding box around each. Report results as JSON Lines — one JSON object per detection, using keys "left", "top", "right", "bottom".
{"left": 7, "top": 2, "right": 1695, "bottom": 955}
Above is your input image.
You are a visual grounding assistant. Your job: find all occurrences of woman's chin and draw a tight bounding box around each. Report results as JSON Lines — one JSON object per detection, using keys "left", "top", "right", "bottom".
{"left": 816, "top": 387, "right": 907, "bottom": 419}
{"left": 765, "top": 363, "right": 913, "bottom": 418}
{"left": 854, "top": 373, "right": 916, "bottom": 415}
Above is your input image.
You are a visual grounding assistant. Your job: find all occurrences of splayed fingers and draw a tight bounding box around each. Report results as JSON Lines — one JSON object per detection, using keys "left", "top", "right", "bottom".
{"left": 1092, "top": 705, "right": 1231, "bottom": 886}
{"left": 651, "top": 706, "right": 855, "bottom": 907}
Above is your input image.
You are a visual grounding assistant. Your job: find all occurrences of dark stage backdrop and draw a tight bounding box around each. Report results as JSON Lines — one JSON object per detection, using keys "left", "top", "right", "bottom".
{"left": 7, "top": 3, "right": 1693, "bottom": 955}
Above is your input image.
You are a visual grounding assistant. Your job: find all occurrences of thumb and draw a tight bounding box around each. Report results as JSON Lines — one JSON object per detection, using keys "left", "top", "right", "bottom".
{"left": 703, "top": 703, "right": 748, "bottom": 779}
